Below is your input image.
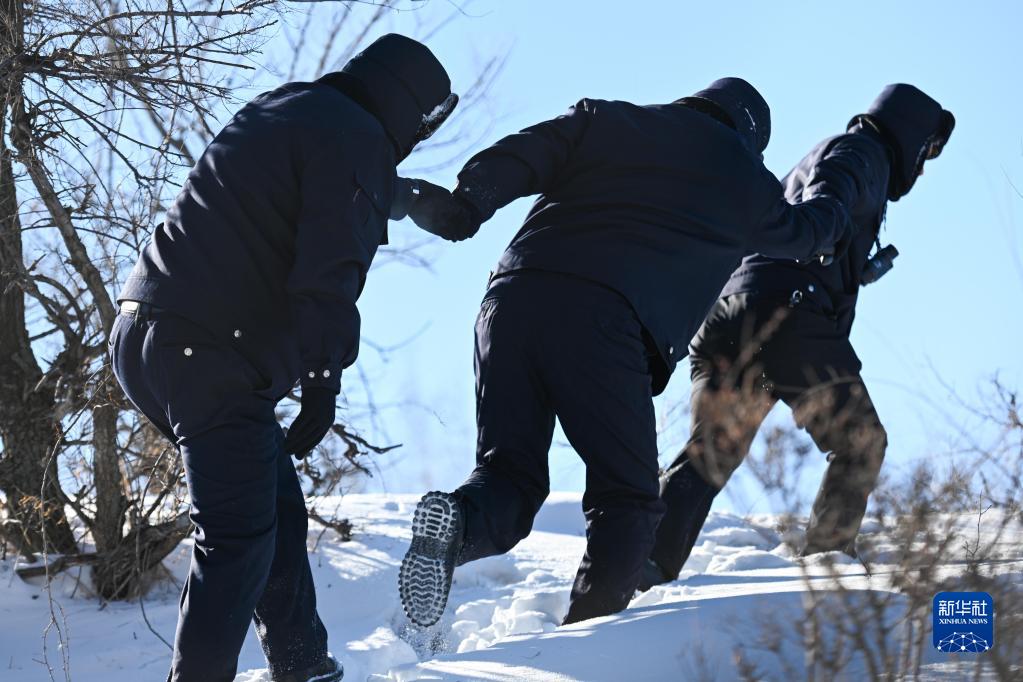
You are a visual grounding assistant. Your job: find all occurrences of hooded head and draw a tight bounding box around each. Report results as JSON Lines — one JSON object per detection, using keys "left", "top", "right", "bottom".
{"left": 319, "top": 33, "right": 456, "bottom": 160}
{"left": 676, "top": 77, "right": 771, "bottom": 154}
{"left": 850, "top": 84, "right": 954, "bottom": 200}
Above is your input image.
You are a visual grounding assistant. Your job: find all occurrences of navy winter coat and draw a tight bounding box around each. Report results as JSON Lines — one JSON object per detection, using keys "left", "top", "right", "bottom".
{"left": 721, "top": 126, "right": 892, "bottom": 335}
{"left": 454, "top": 99, "right": 864, "bottom": 394}
{"left": 720, "top": 83, "right": 954, "bottom": 336}
{"left": 119, "top": 83, "right": 395, "bottom": 397}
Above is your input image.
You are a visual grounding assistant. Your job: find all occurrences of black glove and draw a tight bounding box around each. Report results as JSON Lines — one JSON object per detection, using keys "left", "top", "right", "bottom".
{"left": 404, "top": 178, "right": 482, "bottom": 242}
{"left": 283, "top": 387, "right": 336, "bottom": 459}
{"left": 818, "top": 227, "right": 855, "bottom": 267}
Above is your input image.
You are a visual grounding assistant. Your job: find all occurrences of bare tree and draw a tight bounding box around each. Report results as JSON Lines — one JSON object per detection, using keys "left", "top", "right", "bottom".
{"left": 0, "top": 0, "right": 503, "bottom": 605}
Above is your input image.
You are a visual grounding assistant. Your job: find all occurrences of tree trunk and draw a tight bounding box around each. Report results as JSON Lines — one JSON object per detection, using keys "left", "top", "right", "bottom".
{"left": 0, "top": 133, "right": 77, "bottom": 556}
{"left": 0, "top": 0, "right": 77, "bottom": 556}
{"left": 90, "top": 397, "right": 125, "bottom": 553}
{"left": 93, "top": 511, "right": 191, "bottom": 600}
{"left": 5, "top": 30, "right": 126, "bottom": 557}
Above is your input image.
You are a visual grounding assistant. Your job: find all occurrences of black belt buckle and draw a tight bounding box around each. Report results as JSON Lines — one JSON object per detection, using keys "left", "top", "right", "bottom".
{"left": 788, "top": 289, "right": 803, "bottom": 307}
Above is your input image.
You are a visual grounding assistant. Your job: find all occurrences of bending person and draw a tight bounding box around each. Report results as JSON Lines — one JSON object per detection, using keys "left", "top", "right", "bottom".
{"left": 394, "top": 78, "right": 869, "bottom": 626}
{"left": 110, "top": 35, "right": 457, "bottom": 682}
{"left": 642, "top": 84, "right": 954, "bottom": 590}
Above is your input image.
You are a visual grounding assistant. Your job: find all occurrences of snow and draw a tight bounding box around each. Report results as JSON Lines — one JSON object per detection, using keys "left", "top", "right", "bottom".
{"left": 0, "top": 493, "right": 1018, "bottom": 681}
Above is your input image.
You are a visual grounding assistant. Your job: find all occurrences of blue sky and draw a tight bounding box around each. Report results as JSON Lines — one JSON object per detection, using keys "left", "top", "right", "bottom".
{"left": 263, "top": 1, "right": 1023, "bottom": 512}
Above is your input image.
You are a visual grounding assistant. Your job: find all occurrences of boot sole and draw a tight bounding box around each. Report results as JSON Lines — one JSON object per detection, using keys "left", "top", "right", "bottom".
{"left": 398, "top": 491, "right": 463, "bottom": 627}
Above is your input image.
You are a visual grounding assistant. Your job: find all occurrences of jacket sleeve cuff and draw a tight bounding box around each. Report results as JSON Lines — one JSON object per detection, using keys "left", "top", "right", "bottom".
{"left": 454, "top": 155, "right": 535, "bottom": 222}
{"left": 300, "top": 363, "right": 343, "bottom": 393}
{"left": 452, "top": 181, "right": 497, "bottom": 223}
{"left": 390, "top": 177, "right": 417, "bottom": 220}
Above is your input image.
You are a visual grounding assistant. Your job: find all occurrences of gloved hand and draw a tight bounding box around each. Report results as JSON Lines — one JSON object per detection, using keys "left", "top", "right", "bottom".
{"left": 404, "top": 178, "right": 482, "bottom": 242}
{"left": 818, "top": 227, "right": 855, "bottom": 267}
{"left": 283, "top": 387, "right": 337, "bottom": 459}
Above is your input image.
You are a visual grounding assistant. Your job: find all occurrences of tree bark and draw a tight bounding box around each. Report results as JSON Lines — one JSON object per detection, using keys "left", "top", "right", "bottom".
{"left": 0, "top": 127, "right": 77, "bottom": 556}
{"left": 10, "top": 97, "right": 129, "bottom": 557}
{"left": 3, "top": 0, "right": 125, "bottom": 557}
{"left": 93, "top": 511, "right": 191, "bottom": 600}
{"left": 90, "top": 397, "right": 125, "bottom": 553}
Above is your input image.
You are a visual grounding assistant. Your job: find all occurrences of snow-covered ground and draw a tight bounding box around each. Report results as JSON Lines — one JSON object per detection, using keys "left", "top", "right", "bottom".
{"left": 1, "top": 493, "right": 1019, "bottom": 681}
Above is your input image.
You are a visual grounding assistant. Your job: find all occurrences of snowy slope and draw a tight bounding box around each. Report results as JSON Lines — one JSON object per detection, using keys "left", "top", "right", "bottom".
{"left": 0, "top": 493, "right": 1018, "bottom": 681}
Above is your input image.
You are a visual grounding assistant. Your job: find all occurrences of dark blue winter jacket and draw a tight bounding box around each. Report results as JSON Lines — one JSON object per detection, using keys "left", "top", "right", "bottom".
{"left": 719, "top": 84, "right": 954, "bottom": 337}
{"left": 720, "top": 126, "right": 892, "bottom": 336}
{"left": 454, "top": 99, "right": 863, "bottom": 394}
{"left": 119, "top": 83, "right": 395, "bottom": 398}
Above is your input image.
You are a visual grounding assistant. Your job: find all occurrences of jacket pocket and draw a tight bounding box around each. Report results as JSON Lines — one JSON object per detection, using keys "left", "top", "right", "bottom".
{"left": 353, "top": 170, "right": 391, "bottom": 248}
{"left": 354, "top": 168, "right": 390, "bottom": 217}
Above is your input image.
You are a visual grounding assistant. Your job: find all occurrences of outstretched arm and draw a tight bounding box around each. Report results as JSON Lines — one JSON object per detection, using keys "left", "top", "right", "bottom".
{"left": 750, "top": 135, "right": 886, "bottom": 261}
{"left": 396, "top": 101, "right": 592, "bottom": 241}
{"left": 454, "top": 100, "right": 592, "bottom": 220}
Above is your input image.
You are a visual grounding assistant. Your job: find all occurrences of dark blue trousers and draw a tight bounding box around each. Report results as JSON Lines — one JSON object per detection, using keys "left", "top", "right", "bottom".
{"left": 454, "top": 271, "right": 665, "bottom": 624}
{"left": 110, "top": 306, "right": 328, "bottom": 682}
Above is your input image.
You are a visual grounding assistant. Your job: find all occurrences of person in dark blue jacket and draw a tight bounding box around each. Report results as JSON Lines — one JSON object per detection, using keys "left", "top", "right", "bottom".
{"left": 391, "top": 78, "right": 867, "bottom": 626}
{"left": 641, "top": 84, "right": 955, "bottom": 591}
{"left": 109, "top": 34, "right": 457, "bottom": 682}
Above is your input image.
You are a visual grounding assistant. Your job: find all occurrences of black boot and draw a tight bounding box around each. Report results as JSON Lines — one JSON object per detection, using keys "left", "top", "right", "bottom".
{"left": 636, "top": 558, "right": 673, "bottom": 592}
{"left": 399, "top": 491, "right": 465, "bottom": 627}
{"left": 647, "top": 459, "right": 718, "bottom": 581}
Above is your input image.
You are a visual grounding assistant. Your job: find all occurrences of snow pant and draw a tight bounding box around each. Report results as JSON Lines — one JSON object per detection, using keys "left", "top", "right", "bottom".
{"left": 649, "top": 293, "right": 887, "bottom": 579}
{"left": 453, "top": 270, "right": 665, "bottom": 625}
{"left": 109, "top": 304, "right": 328, "bottom": 682}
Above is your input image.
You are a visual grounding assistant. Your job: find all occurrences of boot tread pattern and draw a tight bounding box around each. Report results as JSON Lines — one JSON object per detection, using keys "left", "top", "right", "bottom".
{"left": 398, "top": 491, "right": 462, "bottom": 627}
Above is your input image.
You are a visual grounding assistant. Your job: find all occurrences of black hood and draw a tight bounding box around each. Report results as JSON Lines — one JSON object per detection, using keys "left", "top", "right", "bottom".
{"left": 319, "top": 33, "right": 453, "bottom": 160}
{"left": 850, "top": 84, "right": 954, "bottom": 200}
{"left": 677, "top": 77, "right": 771, "bottom": 154}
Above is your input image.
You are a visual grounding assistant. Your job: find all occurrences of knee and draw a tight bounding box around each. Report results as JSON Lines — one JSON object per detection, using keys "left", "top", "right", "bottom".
{"left": 823, "top": 421, "right": 887, "bottom": 490}
{"left": 190, "top": 511, "right": 276, "bottom": 562}
{"left": 584, "top": 478, "right": 663, "bottom": 516}
{"left": 187, "top": 484, "right": 278, "bottom": 546}
{"left": 874, "top": 423, "right": 888, "bottom": 455}
{"left": 854, "top": 418, "right": 887, "bottom": 464}
{"left": 684, "top": 442, "right": 734, "bottom": 490}
{"left": 865, "top": 422, "right": 887, "bottom": 474}
{"left": 582, "top": 492, "right": 664, "bottom": 544}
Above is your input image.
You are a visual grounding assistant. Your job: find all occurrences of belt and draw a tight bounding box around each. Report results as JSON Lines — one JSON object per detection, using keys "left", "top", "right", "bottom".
{"left": 119, "top": 300, "right": 166, "bottom": 318}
